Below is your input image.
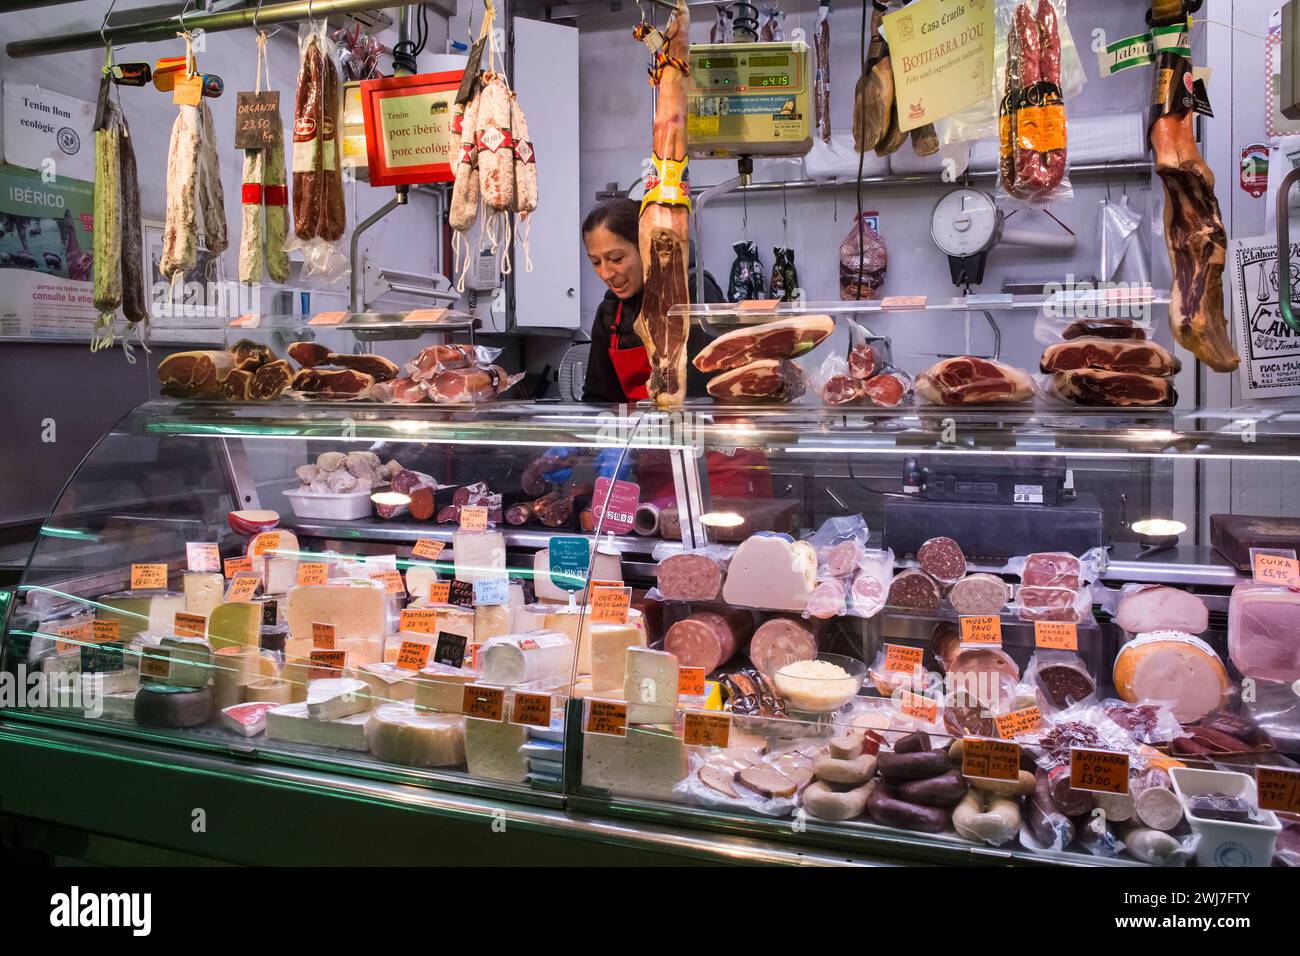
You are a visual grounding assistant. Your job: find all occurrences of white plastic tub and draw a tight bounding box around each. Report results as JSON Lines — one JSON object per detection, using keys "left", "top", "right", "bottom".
{"left": 284, "top": 488, "right": 373, "bottom": 521}
{"left": 1169, "top": 766, "right": 1281, "bottom": 868}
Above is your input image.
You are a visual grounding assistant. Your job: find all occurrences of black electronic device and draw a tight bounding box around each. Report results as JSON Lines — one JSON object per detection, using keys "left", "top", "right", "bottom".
{"left": 882, "top": 497, "right": 1105, "bottom": 563}
{"left": 905, "top": 458, "right": 1074, "bottom": 507}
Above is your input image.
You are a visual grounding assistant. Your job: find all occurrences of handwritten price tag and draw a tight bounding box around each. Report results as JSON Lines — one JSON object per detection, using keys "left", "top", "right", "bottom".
{"left": 225, "top": 572, "right": 260, "bottom": 603}
{"left": 995, "top": 706, "right": 1042, "bottom": 739}
{"left": 959, "top": 616, "right": 1002, "bottom": 645}
{"left": 433, "top": 632, "right": 467, "bottom": 668}
{"left": 412, "top": 538, "right": 446, "bottom": 561}
{"left": 427, "top": 581, "right": 451, "bottom": 604}
{"left": 462, "top": 684, "right": 505, "bottom": 721}
{"left": 370, "top": 568, "right": 406, "bottom": 595}
{"left": 186, "top": 542, "right": 220, "bottom": 572}
{"left": 400, "top": 608, "right": 439, "bottom": 635}
{"left": 511, "top": 692, "right": 553, "bottom": 727}
{"left": 677, "top": 667, "right": 707, "bottom": 697}
{"left": 92, "top": 620, "right": 120, "bottom": 643}
{"left": 309, "top": 649, "right": 347, "bottom": 679}
{"left": 591, "top": 587, "right": 631, "bottom": 625}
{"left": 899, "top": 691, "right": 938, "bottom": 723}
{"left": 1034, "top": 621, "right": 1078, "bottom": 651}
{"left": 234, "top": 90, "right": 280, "bottom": 149}
{"left": 311, "top": 622, "right": 336, "bottom": 649}
{"left": 1253, "top": 552, "right": 1300, "bottom": 588}
{"left": 683, "top": 711, "right": 730, "bottom": 748}
{"left": 173, "top": 73, "right": 202, "bottom": 106}
{"left": 395, "top": 640, "right": 432, "bottom": 671}
{"left": 961, "top": 738, "right": 1020, "bottom": 781}
{"left": 308, "top": 310, "right": 348, "bottom": 326}
{"left": 297, "top": 562, "right": 328, "bottom": 586}
{"left": 585, "top": 699, "right": 627, "bottom": 737}
{"left": 250, "top": 531, "right": 282, "bottom": 558}
{"left": 130, "top": 564, "right": 168, "bottom": 590}
{"left": 459, "top": 507, "right": 488, "bottom": 532}
{"left": 1257, "top": 767, "right": 1300, "bottom": 814}
{"left": 1070, "top": 748, "right": 1130, "bottom": 795}
{"left": 140, "top": 650, "right": 171, "bottom": 679}
{"left": 224, "top": 556, "right": 253, "bottom": 578}
{"left": 883, "top": 644, "right": 924, "bottom": 673}
{"left": 173, "top": 612, "right": 206, "bottom": 638}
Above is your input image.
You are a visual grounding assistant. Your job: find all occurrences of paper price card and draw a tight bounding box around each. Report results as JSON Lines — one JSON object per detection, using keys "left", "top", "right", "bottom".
{"left": 92, "top": 620, "right": 120, "bottom": 643}
{"left": 173, "top": 612, "right": 207, "bottom": 638}
{"left": 173, "top": 73, "right": 202, "bottom": 106}
{"left": 1257, "top": 767, "right": 1300, "bottom": 814}
{"left": 1034, "top": 621, "right": 1078, "bottom": 651}
{"left": 473, "top": 577, "right": 509, "bottom": 606}
{"left": 883, "top": 644, "right": 924, "bottom": 673}
{"left": 130, "top": 563, "right": 168, "bottom": 590}
{"left": 311, "top": 622, "right": 336, "bottom": 649}
{"left": 591, "top": 477, "right": 640, "bottom": 535}
{"left": 899, "top": 691, "right": 938, "bottom": 723}
{"left": 56, "top": 622, "right": 91, "bottom": 654}
{"left": 881, "top": 0, "right": 994, "bottom": 131}
{"left": 1069, "top": 748, "right": 1131, "bottom": 795}
{"left": 403, "top": 308, "right": 449, "bottom": 323}
{"left": 309, "top": 649, "right": 347, "bottom": 679}
{"left": 959, "top": 616, "right": 1002, "bottom": 645}
{"left": 961, "top": 738, "right": 1020, "bottom": 781}
{"left": 297, "top": 562, "right": 328, "bottom": 586}
{"left": 588, "top": 579, "right": 622, "bottom": 592}
{"left": 427, "top": 581, "right": 451, "bottom": 604}
{"left": 1252, "top": 549, "right": 1300, "bottom": 588}
{"left": 448, "top": 580, "right": 475, "bottom": 608}
{"left": 677, "top": 666, "right": 707, "bottom": 698}
{"left": 400, "top": 608, "right": 439, "bottom": 635}
{"left": 548, "top": 536, "right": 590, "bottom": 593}
{"left": 591, "top": 586, "right": 631, "bottom": 625}
{"left": 140, "top": 649, "right": 171, "bottom": 680}
{"left": 224, "top": 556, "right": 253, "bottom": 578}
{"left": 459, "top": 506, "right": 488, "bottom": 532}
{"left": 395, "top": 640, "right": 432, "bottom": 672}
{"left": 683, "top": 711, "right": 730, "bottom": 748}
{"left": 880, "top": 295, "right": 928, "bottom": 309}
{"left": 371, "top": 569, "right": 405, "bottom": 595}
{"left": 434, "top": 632, "right": 466, "bottom": 668}
{"left": 511, "top": 692, "right": 553, "bottom": 728}
{"left": 585, "top": 699, "right": 627, "bottom": 737}
{"left": 250, "top": 531, "right": 282, "bottom": 557}
{"left": 186, "top": 542, "right": 220, "bottom": 573}
{"left": 412, "top": 538, "right": 446, "bottom": 561}
{"left": 463, "top": 684, "right": 505, "bottom": 722}
{"left": 995, "top": 706, "right": 1042, "bottom": 739}
{"left": 225, "top": 572, "right": 260, "bottom": 603}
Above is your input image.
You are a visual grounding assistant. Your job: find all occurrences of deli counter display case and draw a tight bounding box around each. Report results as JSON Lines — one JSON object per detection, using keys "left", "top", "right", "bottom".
{"left": 2, "top": 399, "right": 1299, "bottom": 868}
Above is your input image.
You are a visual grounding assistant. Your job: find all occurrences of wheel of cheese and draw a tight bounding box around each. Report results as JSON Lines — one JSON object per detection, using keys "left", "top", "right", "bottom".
{"left": 241, "top": 677, "right": 293, "bottom": 705}
{"left": 365, "top": 704, "right": 467, "bottom": 767}
{"left": 1113, "top": 631, "right": 1229, "bottom": 723}
{"left": 135, "top": 684, "right": 213, "bottom": 728}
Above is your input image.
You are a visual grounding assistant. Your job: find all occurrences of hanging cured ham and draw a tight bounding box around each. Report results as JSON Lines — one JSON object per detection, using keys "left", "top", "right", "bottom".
{"left": 635, "top": 3, "right": 692, "bottom": 407}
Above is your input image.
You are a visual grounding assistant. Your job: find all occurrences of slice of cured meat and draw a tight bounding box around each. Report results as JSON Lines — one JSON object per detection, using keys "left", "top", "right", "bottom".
{"left": 948, "top": 574, "right": 1009, "bottom": 616}
{"left": 917, "top": 537, "right": 966, "bottom": 586}
{"left": 706, "top": 359, "right": 806, "bottom": 403}
{"left": 748, "top": 617, "right": 817, "bottom": 681}
{"left": 221, "top": 368, "right": 254, "bottom": 400}
{"left": 822, "top": 374, "right": 863, "bottom": 405}
{"left": 324, "top": 353, "right": 400, "bottom": 382}
{"left": 1022, "top": 552, "right": 1081, "bottom": 589}
{"left": 664, "top": 609, "right": 753, "bottom": 673}
{"left": 290, "top": 367, "right": 375, "bottom": 399}
{"left": 250, "top": 359, "right": 293, "bottom": 400}
{"left": 288, "top": 341, "right": 332, "bottom": 368}
{"left": 1115, "top": 585, "right": 1208, "bottom": 635}
{"left": 848, "top": 342, "right": 878, "bottom": 380}
{"left": 1061, "top": 319, "right": 1148, "bottom": 340}
{"left": 917, "top": 357, "right": 1035, "bottom": 405}
{"left": 1049, "top": 370, "right": 1176, "bottom": 407}
{"left": 806, "top": 578, "right": 847, "bottom": 619}
{"left": 229, "top": 339, "right": 274, "bottom": 371}
{"left": 887, "top": 569, "right": 940, "bottom": 613}
{"left": 693, "top": 315, "right": 835, "bottom": 372}
{"left": 1040, "top": 337, "right": 1180, "bottom": 376}
{"left": 656, "top": 551, "right": 727, "bottom": 601}
{"left": 1034, "top": 657, "right": 1097, "bottom": 709}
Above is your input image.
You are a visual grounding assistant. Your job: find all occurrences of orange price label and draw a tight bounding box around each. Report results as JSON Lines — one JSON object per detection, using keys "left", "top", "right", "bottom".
{"left": 462, "top": 684, "right": 505, "bottom": 721}
{"left": 57, "top": 621, "right": 92, "bottom": 645}
{"left": 585, "top": 699, "right": 627, "bottom": 737}
{"left": 172, "top": 73, "right": 202, "bottom": 106}
{"left": 250, "top": 531, "right": 282, "bottom": 557}
{"left": 400, "top": 608, "right": 439, "bottom": 635}
{"left": 1253, "top": 553, "right": 1300, "bottom": 588}
{"left": 588, "top": 579, "right": 623, "bottom": 592}
{"left": 186, "top": 542, "right": 220, "bottom": 572}
{"left": 224, "top": 556, "right": 254, "bottom": 578}
{"left": 395, "top": 640, "right": 432, "bottom": 671}
{"left": 309, "top": 649, "right": 347, "bottom": 679}
{"left": 1034, "top": 621, "right": 1078, "bottom": 651}
{"left": 961, "top": 737, "right": 1021, "bottom": 781}
{"left": 426, "top": 581, "right": 451, "bottom": 604}
{"left": 459, "top": 506, "right": 489, "bottom": 532}
{"left": 403, "top": 308, "right": 449, "bottom": 323}
{"left": 412, "top": 538, "right": 446, "bottom": 561}
{"left": 92, "top": 620, "right": 120, "bottom": 643}
{"left": 311, "top": 622, "right": 336, "bottom": 649}
{"left": 1256, "top": 767, "right": 1300, "bottom": 814}
{"left": 959, "top": 615, "right": 1003, "bottom": 645}
{"left": 225, "top": 572, "right": 260, "bottom": 603}
{"left": 130, "top": 563, "right": 168, "bottom": 590}
{"left": 737, "top": 298, "right": 780, "bottom": 311}
{"left": 995, "top": 705, "right": 1042, "bottom": 739}
{"left": 511, "top": 692, "right": 553, "bottom": 727}
{"left": 683, "top": 711, "right": 731, "bottom": 748}
{"left": 881, "top": 295, "right": 928, "bottom": 309}
{"left": 308, "top": 310, "right": 348, "bottom": 326}
{"left": 140, "top": 650, "right": 171, "bottom": 679}
{"left": 1069, "top": 748, "right": 1130, "bottom": 795}
{"left": 677, "top": 666, "right": 707, "bottom": 697}
{"left": 55, "top": 638, "right": 80, "bottom": 656}
{"left": 883, "top": 643, "right": 924, "bottom": 673}
{"left": 899, "top": 691, "right": 938, "bottom": 723}
{"left": 590, "top": 587, "right": 631, "bottom": 625}
{"left": 227, "top": 313, "right": 259, "bottom": 328}
{"left": 371, "top": 568, "right": 406, "bottom": 595}
{"left": 173, "top": 612, "right": 207, "bottom": 638}
{"left": 298, "top": 562, "right": 328, "bottom": 586}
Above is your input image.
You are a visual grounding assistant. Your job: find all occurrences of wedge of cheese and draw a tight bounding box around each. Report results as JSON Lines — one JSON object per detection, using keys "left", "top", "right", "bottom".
{"left": 405, "top": 565, "right": 440, "bottom": 602}
{"left": 624, "top": 647, "right": 679, "bottom": 724}
{"left": 722, "top": 534, "right": 818, "bottom": 612}
{"left": 184, "top": 572, "right": 224, "bottom": 619}
{"left": 99, "top": 592, "right": 186, "bottom": 639}
{"left": 306, "top": 677, "right": 371, "bottom": 720}
{"left": 286, "top": 583, "right": 386, "bottom": 644}
{"left": 582, "top": 726, "right": 687, "bottom": 802}
{"left": 265, "top": 701, "right": 369, "bottom": 751}
{"left": 354, "top": 661, "right": 422, "bottom": 704}
{"left": 211, "top": 644, "right": 263, "bottom": 710}
{"left": 592, "top": 622, "right": 647, "bottom": 694}
{"left": 153, "top": 636, "right": 212, "bottom": 689}
{"left": 543, "top": 606, "right": 645, "bottom": 675}
{"left": 208, "top": 602, "right": 262, "bottom": 652}
{"left": 263, "top": 556, "right": 297, "bottom": 596}
{"left": 453, "top": 530, "right": 506, "bottom": 583}
{"left": 413, "top": 665, "right": 477, "bottom": 714}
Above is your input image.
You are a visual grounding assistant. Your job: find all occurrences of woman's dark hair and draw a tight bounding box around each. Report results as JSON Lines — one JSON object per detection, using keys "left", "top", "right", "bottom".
{"left": 581, "top": 197, "right": 639, "bottom": 247}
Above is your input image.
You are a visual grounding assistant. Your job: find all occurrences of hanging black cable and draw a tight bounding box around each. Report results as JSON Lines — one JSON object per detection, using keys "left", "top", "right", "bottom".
{"left": 392, "top": 3, "right": 430, "bottom": 74}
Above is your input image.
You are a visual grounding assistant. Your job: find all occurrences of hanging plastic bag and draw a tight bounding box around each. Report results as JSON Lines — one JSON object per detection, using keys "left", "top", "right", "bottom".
{"left": 838, "top": 213, "right": 887, "bottom": 299}
{"left": 727, "top": 240, "right": 767, "bottom": 302}
{"left": 768, "top": 247, "right": 799, "bottom": 301}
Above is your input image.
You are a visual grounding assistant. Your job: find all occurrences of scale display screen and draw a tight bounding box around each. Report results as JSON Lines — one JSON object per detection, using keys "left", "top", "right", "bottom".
{"left": 751, "top": 74, "right": 790, "bottom": 87}
{"left": 686, "top": 41, "right": 812, "bottom": 158}
{"left": 749, "top": 55, "right": 790, "bottom": 68}
{"left": 697, "top": 56, "right": 739, "bottom": 70}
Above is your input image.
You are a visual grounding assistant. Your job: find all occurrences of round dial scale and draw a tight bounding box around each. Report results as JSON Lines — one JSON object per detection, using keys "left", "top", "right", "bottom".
{"left": 930, "top": 187, "right": 1003, "bottom": 290}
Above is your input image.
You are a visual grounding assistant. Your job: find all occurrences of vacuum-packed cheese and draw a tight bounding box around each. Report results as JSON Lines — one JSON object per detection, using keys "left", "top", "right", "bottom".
{"left": 366, "top": 703, "right": 466, "bottom": 766}
{"left": 479, "top": 631, "right": 574, "bottom": 686}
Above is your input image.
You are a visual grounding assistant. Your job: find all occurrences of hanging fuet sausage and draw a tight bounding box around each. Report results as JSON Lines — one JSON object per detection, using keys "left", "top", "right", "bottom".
{"left": 475, "top": 71, "right": 516, "bottom": 268}
{"left": 634, "top": 3, "right": 692, "bottom": 407}
{"left": 240, "top": 33, "right": 290, "bottom": 284}
{"left": 511, "top": 91, "right": 538, "bottom": 270}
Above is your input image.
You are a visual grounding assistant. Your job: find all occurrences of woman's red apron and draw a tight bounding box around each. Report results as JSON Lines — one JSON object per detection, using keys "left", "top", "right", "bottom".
{"left": 607, "top": 301, "right": 651, "bottom": 401}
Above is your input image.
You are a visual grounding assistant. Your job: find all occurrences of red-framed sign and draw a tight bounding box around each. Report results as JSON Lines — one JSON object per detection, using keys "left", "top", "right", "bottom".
{"left": 359, "top": 70, "right": 463, "bottom": 187}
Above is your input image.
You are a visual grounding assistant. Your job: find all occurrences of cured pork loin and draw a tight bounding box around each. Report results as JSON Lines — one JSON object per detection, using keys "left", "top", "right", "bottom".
{"left": 1039, "top": 337, "right": 1181, "bottom": 376}
{"left": 706, "top": 359, "right": 806, "bottom": 403}
{"left": 1049, "top": 370, "right": 1176, "bottom": 407}
{"left": 635, "top": 5, "right": 692, "bottom": 406}
{"left": 1062, "top": 320, "right": 1147, "bottom": 340}
{"left": 916, "top": 357, "right": 1035, "bottom": 405}
{"left": 159, "top": 351, "right": 235, "bottom": 398}
{"left": 693, "top": 315, "right": 834, "bottom": 372}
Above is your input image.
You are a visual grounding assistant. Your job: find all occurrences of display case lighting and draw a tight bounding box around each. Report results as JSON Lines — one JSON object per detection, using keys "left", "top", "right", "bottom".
{"left": 700, "top": 511, "right": 744, "bottom": 528}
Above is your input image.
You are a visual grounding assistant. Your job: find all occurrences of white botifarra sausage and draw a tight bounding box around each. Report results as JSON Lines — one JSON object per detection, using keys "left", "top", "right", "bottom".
{"left": 450, "top": 87, "right": 482, "bottom": 232}
{"left": 511, "top": 92, "right": 536, "bottom": 216}
{"left": 161, "top": 105, "right": 201, "bottom": 280}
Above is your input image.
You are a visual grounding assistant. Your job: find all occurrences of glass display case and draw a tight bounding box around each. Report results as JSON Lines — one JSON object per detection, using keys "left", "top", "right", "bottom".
{"left": 3, "top": 399, "right": 1299, "bottom": 867}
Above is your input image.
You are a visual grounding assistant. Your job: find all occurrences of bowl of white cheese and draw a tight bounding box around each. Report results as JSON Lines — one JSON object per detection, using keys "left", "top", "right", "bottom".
{"left": 773, "top": 654, "right": 867, "bottom": 713}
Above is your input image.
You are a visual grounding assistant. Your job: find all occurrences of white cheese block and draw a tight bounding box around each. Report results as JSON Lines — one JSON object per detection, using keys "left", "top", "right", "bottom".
{"left": 84, "top": 668, "right": 139, "bottom": 696}
{"left": 624, "top": 647, "right": 679, "bottom": 724}
{"left": 286, "top": 584, "right": 386, "bottom": 644}
{"left": 263, "top": 557, "right": 298, "bottom": 596}
{"left": 241, "top": 678, "right": 294, "bottom": 705}
{"left": 465, "top": 717, "right": 528, "bottom": 782}
{"left": 543, "top": 606, "right": 645, "bottom": 675}
{"left": 41, "top": 650, "right": 83, "bottom": 676}
{"left": 306, "top": 677, "right": 371, "bottom": 720}
{"left": 722, "top": 534, "right": 818, "bottom": 612}
{"left": 208, "top": 602, "right": 262, "bottom": 652}
{"left": 155, "top": 636, "right": 212, "bottom": 689}
{"left": 412, "top": 665, "right": 476, "bottom": 714}
{"left": 405, "top": 603, "right": 476, "bottom": 644}
{"left": 512, "top": 602, "right": 564, "bottom": 634}
{"left": 405, "top": 565, "right": 440, "bottom": 602}
{"left": 474, "top": 604, "right": 512, "bottom": 647}
{"left": 453, "top": 530, "right": 506, "bottom": 583}
{"left": 221, "top": 701, "right": 277, "bottom": 737}
{"left": 99, "top": 592, "right": 186, "bottom": 640}
{"left": 582, "top": 726, "right": 687, "bottom": 802}
{"left": 265, "top": 701, "right": 370, "bottom": 751}
{"left": 366, "top": 703, "right": 467, "bottom": 767}
{"left": 480, "top": 631, "right": 575, "bottom": 687}
{"left": 591, "top": 622, "right": 647, "bottom": 694}
{"left": 532, "top": 548, "right": 624, "bottom": 603}
{"left": 286, "top": 634, "right": 383, "bottom": 667}
{"left": 184, "top": 572, "right": 225, "bottom": 619}
{"left": 355, "top": 661, "right": 421, "bottom": 703}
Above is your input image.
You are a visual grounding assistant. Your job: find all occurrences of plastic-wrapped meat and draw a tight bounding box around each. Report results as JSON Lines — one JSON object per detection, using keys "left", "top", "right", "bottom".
{"left": 706, "top": 359, "right": 806, "bottom": 403}
{"left": 425, "top": 364, "right": 521, "bottom": 403}
{"left": 806, "top": 578, "right": 847, "bottom": 619}
{"left": 1040, "top": 338, "right": 1181, "bottom": 376}
{"left": 1022, "top": 552, "right": 1081, "bottom": 589}
{"left": 1017, "top": 585, "right": 1087, "bottom": 622}
{"left": 916, "top": 357, "right": 1035, "bottom": 405}
{"left": 1049, "top": 370, "right": 1176, "bottom": 408}
{"left": 372, "top": 377, "right": 427, "bottom": 403}
{"left": 290, "top": 367, "right": 375, "bottom": 399}
{"left": 861, "top": 368, "right": 911, "bottom": 407}
{"left": 693, "top": 315, "right": 834, "bottom": 373}
{"left": 839, "top": 212, "right": 887, "bottom": 299}
{"left": 408, "top": 342, "right": 479, "bottom": 378}
{"left": 849, "top": 342, "right": 878, "bottom": 380}
{"left": 917, "top": 536, "right": 967, "bottom": 586}
{"left": 1034, "top": 657, "right": 1097, "bottom": 709}
{"left": 822, "top": 374, "right": 864, "bottom": 405}
{"left": 1039, "top": 720, "right": 1102, "bottom": 767}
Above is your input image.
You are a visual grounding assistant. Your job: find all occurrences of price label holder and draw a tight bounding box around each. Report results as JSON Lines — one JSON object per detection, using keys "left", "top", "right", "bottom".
{"left": 403, "top": 308, "right": 450, "bottom": 323}
{"left": 883, "top": 643, "right": 924, "bottom": 673}
{"left": 225, "top": 572, "right": 261, "bottom": 603}
{"left": 511, "top": 691, "right": 553, "bottom": 728}
{"left": 130, "top": 563, "right": 168, "bottom": 590}
{"left": 434, "top": 632, "right": 466, "bottom": 668}
{"left": 309, "top": 649, "right": 348, "bottom": 679}
{"left": 92, "top": 620, "right": 120, "bottom": 644}
{"left": 473, "top": 577, "right": 509, "bottom": 606}
{"left": 1257, "top": 767, "right": 1300, "bottom": 814}
{"left": 459, "top": 506, "right": 489, "bottom": 532}
{"left": 427, "top": 580, "right": 451, "bottom": 604}
{"left": 224, "top": 556, "right": 253, "bottom": 578}
{"left": 298, "top": 562, "right": 329, "bottom": 586}
{"left": 186, "top": 542, "right": 220, "bottom": 572}
{"left": 899, "top": 691, "right": 938, "bottom": 723}
{"left": 677, "top": 666, "right": 707, "bottom": 698}
{"left": 412, "top": 538, "right": 446, "bottom": 561}
{"left": 400, "top": 608, "right": 439, "bottom": 635}
{"left": 463, "top": 684, "right": 505, "bottom": 721}
{"left": 308, "top": 310, "right": 348, "bottom": 326}
{"left": 311, "top": 622, "right": 336, "bottom": 649}
{"left": 140, "top": 649, "right": 171, "bottom": 680}
{"left": 591, "top": 477, "right": 640, "bottom": 535}
{"left": 961, "top": 737, "right": 1020, "bottom": 781}
{"left": 585, "top": 699, "right": 627, "bottom": 737}
{"left": 591, "top": 586, "right": 631, "bottom": 625}
{"left": 881, "top": 295, "right": 928, "bottom": 309}
{"left": 959, "top": 615, "right": 1002, "bottom": 645}
{"left": 1069, "top": 747, "right": 1131, "bottom": 795}
{"left": 548, "top": 536, "right": 590, "bottom": 593}
{"left": 395, "top": 640, "right": 432, "bottom": 671}
{"left": 683, "top": 711, "right": 730, "bottom": 748}
{"left": 1251, "top": 548, "right": 1300, "bottom": 588}
{"left": 994, "top": 705, "right": 1042, "bottom": 739}
{"left": 173, "top": 612, "right": 207, "bottom": 639}
{"left": 370, "top": 568, "right": 406, "bottom": 595}
{"left": 1034, "top": 621, "right": 1078, "bottom": 651}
